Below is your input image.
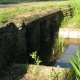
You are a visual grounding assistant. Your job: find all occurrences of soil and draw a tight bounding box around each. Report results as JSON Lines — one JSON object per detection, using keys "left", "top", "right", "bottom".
{"left": 0, "top": 64, "right": 71, "bottom": 80}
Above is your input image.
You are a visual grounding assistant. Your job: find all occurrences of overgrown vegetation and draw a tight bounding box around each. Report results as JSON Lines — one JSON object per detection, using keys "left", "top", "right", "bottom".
{"left": 0, "top": 1, "right": 70, "bottom": 27}
{"left": 29, "top": 51, "right": 42, "bottom": 75}
{"left": 68, "top": 50, "right": 80, "bottom": 80}
{"left": 61, "top": 0, "right": 80, "bottom": 28}
{"left": 0, "top": 0, "right": 80, "bottom": 28}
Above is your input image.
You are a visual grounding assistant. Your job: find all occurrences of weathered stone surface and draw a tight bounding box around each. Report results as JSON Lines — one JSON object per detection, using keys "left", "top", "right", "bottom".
{"left": 27, "top": 21, "right": 40, "bottom": 53}
{"left": 16, "top": 24, "right": 27, "bottom": 63}
{"left": 13, "top": 8, "right": 60, "bottom": 27}
{"left": 40, "top": 19, "right": 50, "bottom": 43}
{"left": 0, "top": 23, "right": 18, "bottom": 68}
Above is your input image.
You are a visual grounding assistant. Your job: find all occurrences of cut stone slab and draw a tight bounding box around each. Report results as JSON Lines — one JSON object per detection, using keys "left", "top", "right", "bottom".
{"left": 54, "top": 44, "right": 79, "bottom": 68}
{"left": 59, "top": 28, "right": 80, "bottom": 38}
{"left": 69, "top": 31, "right": 78, "bottom": 38}
{"left": 59, "top": 28, "right": 69, "bottom": 38}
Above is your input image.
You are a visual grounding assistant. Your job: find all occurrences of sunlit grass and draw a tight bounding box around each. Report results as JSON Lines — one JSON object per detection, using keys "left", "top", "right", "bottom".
{"left": 0, "top": 0, "right": 80, "bottom": 28}
{"left": 0, "top": 1, "right": 70, "bottom": 26}
{"left": 64, "top": 0, "right": 80, "bottom": 28}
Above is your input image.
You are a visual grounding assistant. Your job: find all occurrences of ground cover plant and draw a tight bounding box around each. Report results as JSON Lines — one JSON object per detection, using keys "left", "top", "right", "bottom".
{"left": 61, "top": 0, "right": 80, "bottom": 28}
{"left": 0, "top": 1, "right": 70, "bottom": 27}
{"left": 0, "top": 0, "right": 80, "bottom": 28}
{"left": 68, "top": 50, "right": 80, "bottom": 80}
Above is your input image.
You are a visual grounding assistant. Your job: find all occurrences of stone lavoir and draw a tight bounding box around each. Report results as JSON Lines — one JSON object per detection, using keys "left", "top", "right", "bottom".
{"left": 0, "top": 7, "right": 73, "bottom": 69}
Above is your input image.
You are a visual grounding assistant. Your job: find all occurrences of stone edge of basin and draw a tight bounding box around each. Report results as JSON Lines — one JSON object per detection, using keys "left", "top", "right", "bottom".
{"left": 59, "top": 28, "right": 80, "bottom": 38}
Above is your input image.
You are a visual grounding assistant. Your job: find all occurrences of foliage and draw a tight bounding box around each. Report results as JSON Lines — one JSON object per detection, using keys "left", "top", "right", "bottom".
{"left": 0, "top": 1, "right": 70, "bottom": 26}
{"left": 1, "top": 0, "right": 80, "bottom": 28}
{"left": 68, "top": 50, "right": 80, "bottom": 80}
{"left": 30, "top": 51, "right": 42, "bottom": 65}
{"left": 30, "top": 51, "right": 42, "bottom": 75}
{"left": 65, "top": 0, "right": 80, "bottom": 28}
{"left": 55, "top": 37, "right": 61, "bottom": 47}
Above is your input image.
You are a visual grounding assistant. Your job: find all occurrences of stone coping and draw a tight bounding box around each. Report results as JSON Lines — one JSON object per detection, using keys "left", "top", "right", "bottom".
{"left": 15, "top": 8, "right": 60, "bottom": 27}
{"left": 3, "top": 8, "right": 60, "bottom": 28}
{"left": 59, "top": 28, "right": 80, "bottom": 38}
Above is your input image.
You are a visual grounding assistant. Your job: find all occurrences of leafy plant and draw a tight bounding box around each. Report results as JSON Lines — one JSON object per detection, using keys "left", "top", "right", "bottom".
{"left": 68, "top": 50, "right": 80, "bottom": 80}
{"left": 50, "top": 72, "right": 58, "bottom": 80}
{"left": 30, "top": 51, "right": 42, "bottom": 65}
{"left": 30, "top": 51, "right": 42, "bottom": 75}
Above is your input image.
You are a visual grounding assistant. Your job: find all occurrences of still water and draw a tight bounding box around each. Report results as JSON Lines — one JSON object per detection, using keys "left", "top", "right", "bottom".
{"left": 39, "top": 38, "right": 80, "bottom": 68}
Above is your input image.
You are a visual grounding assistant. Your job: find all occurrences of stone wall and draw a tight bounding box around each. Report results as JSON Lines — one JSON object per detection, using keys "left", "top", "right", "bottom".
{"left": 0, "top": 7, "right": 72, "bottom": 69}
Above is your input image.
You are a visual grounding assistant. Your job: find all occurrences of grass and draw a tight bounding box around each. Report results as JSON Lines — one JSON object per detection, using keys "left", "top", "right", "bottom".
{"left": 68, "top": 50, "right": 80, "bottom": 80}
{"left": 0, "top": 0, "right": 80, "bottom": 28}
{"left": 61, "top": 0, "right": 80, "bottom": 28}
{"left": 0, "top": 1, "right": 70, "bottom": 27}
{"left": 30, "top": 51, "right": 42, "bottom": 75}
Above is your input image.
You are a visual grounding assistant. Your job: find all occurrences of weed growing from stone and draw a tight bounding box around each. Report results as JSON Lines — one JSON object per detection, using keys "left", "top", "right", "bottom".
{"left": 30, "top": 51, "right": 42, "bottom": 75}
{"left": 30, "top": 51, "right": 42, "bottom": 65}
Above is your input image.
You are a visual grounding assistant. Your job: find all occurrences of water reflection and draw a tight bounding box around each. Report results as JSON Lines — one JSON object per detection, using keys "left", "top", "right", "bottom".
{"left": 39, "top": 38, "right": 80, "bottom": 68}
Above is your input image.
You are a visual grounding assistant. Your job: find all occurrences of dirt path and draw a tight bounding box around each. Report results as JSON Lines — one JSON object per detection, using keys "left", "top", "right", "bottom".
{"left": 0, "top": 1, "right": 68, "bottom": 8}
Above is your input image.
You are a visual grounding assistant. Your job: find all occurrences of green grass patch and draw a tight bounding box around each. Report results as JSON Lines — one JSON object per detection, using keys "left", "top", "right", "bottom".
{"left": 0, "top": 1, "right": 70, "bottom": 27}
{"left": 0, "top": 0, "right": 80, "bottom": 28}
{"left": 62, "top": 0, "right": 80, "bottom": 28}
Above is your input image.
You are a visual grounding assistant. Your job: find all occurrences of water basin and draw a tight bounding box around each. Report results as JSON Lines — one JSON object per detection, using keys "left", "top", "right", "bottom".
{"left": 54, "top": 44, "right": 79, "bottom": 68}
